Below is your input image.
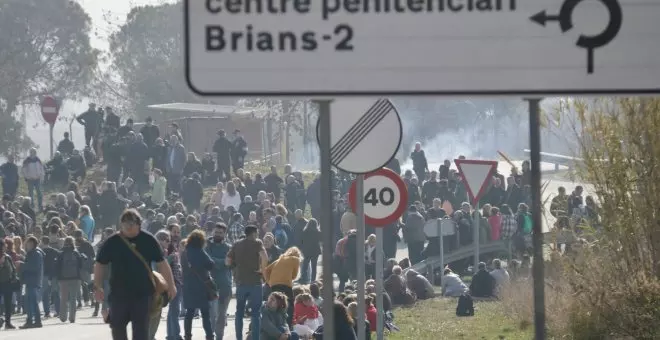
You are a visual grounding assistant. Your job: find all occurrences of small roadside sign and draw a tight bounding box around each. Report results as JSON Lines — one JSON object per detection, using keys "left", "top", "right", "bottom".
{"left": 454, "top": 159, "right": 498, "bottom": 204}
{"left": 40, "top": 95, "right": 59, "bottom": 125}
{"left": 316, "top": 98, "right": 402, "bottom": 174}
{"left": 348, "top": 168, "right": 408, "bottom": 227}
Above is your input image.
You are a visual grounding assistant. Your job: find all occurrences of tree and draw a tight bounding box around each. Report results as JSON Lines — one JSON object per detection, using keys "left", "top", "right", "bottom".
{"left": 109, "top": 3, "right": 204, "bottom": 118}
{"left": 0, "top": 0, "right": 98, "bottom": 156}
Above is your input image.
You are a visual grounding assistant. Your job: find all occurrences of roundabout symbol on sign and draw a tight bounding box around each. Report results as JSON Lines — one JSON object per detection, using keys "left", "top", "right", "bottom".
{"left": 348, "top": 168, "right": 408, "bottom": 227}
{"left": 530, "top": 0, "right": 623, "bottom": 74}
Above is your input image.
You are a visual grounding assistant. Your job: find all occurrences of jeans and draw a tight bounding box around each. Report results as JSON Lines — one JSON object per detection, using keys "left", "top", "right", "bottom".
{"left": 300, "top": 255, "right": 319, "bottom": 284}
{"left": 235, "top": 285, "right": 262, "bottom": 340}
{"left": 184, "top": 304, "right": 212, "bottom": 338}
{"left": 25, "top": 286, "right": 41, "bottom": 324}
{"left": 26, "top": 180, "right": 43, "bottom": 211}
{"left": 109, "top": 295, "right": 150, "bottom": 340}
{"left": 166, "top": 285, "right": 182, "bottom": 340}
{"left": 1, "top": 287, "right": 12, "bottom": 324}
{"left": 210, "top": 294, "right": 231, "bottom": 340}
{"left": 59, "top": 279, "right": 80, "bottom": 322}
{"left": 42, "top": 277, "right": 59, "bottom": 315}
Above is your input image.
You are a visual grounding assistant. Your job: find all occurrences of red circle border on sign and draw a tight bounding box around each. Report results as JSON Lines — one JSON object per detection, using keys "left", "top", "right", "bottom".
{"left": 348, "top": 168, "right": 408, "bottom": 227}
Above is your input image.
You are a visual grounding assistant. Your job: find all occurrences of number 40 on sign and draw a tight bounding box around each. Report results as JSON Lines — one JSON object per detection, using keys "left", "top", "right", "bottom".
{"left": 348, "top": 168, "right": 409, "bottom": 227}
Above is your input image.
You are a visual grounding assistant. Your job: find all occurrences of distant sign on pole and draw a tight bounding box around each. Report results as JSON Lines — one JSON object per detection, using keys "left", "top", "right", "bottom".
{"left": 348, "top": 168, "right": 408, "bottom": 226}
{"left": 40, "top": 95, "right": 59, "bottom": 125}
{"left": 454, "top": 159, "right": 498, "bottom": 204}
{"left": 316, "top": 98, "right": 402, "bottom": 174}
{"left": 184, "top": 0, "right": 660, "bottom": 96}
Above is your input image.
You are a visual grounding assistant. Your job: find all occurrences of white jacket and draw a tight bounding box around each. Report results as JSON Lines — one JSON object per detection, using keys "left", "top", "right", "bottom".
{"left": 21, "top": 157, "right": 44, "bottom": 181}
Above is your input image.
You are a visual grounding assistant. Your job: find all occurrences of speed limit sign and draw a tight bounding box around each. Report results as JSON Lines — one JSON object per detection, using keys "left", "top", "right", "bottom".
{"left": 348, "top": 168, "right": 408, "bottom": 227}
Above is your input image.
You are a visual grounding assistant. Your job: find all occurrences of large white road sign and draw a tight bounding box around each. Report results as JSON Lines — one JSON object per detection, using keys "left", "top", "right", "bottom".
{"left": 185, "top": 0, "right": 660, "bottom": 96}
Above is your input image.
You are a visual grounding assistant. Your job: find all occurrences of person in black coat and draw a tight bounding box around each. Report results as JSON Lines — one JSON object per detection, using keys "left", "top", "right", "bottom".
{"left": 384, "top": 157, "right": 401, "bottom": 175}
{"left": 0, "top": 155, "right": 19, "bottom": 199}
{"left": 212, "top": 129, "right": 232, "bottom": 182}
{"left": 469, "top": 262, "right": 495, "bottom": 298}
{"left": 231, "top": 129, "right": 248, "bottom": 174}
{"left": 151, "top": 138, "right": 168, "bottom": 175}
{"left": 181, "top": 173, "right": 203, "bottom": 214}
{"left": 76, "top": 103, "right": 102, "bottom": 148}
{"left": 410, "top": 142, "right": 429, "bottom": 182}
{"left": 138, "top": 117, "right": 160, "bottom": 148}
{"left": 57, "top": 132, "right": 75, "bottom": 157}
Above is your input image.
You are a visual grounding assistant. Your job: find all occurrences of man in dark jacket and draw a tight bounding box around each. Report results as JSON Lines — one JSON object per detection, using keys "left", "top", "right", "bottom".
{"left": 403, "top": 205, "right": 426, "bottom": 265}
{"left": 385, "top": 157, "right": 401, "bottom": 175}
{"left": 117, "top": 118, "right": 134, "bottom": 139}
{"left": 41, "top": 236, "right": 60, "bottom": 318}
{"left": 104, "top": 107, "right": 120, "bottom": 131}
{"left": 57, "top": 132, "right": 75, "bottom": 157}
{"left": 213, "top": 130, "right": 232, "bottom": 182}
{"left": 77, "top": 103, "right": 102, "bottom": 149}
{"left": 56, "top": 236, "right": 85, "bottom": 323}
{"left": 0, "top": 155, "right": 19, "bottom": 199}
{"left": 469, "top": 262, "right": 495, "bottom": 298}
{"left": 20, "top": 236, "right": 44, "bottom": 328}
{"left": 139, "top": 117, "right": 160, "bottom": 148}
{"left": 206, "top": 223, "right": 233, "bottom": 340}
{"left": 231, "top": 129, "right": 248, "bottom": 175}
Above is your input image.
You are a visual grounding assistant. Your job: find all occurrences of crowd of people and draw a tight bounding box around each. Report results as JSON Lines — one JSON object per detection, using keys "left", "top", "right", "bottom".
{"left": 0, "top": 106, "right": 600, "bottom": 339}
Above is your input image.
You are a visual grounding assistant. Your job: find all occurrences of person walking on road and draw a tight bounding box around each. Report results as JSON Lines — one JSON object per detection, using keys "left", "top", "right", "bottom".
{"left": 56, "top": 236, "right": 85, "bottom": 323}
{"left": 226, "top": 225, "right": 268, "bottom": 340}
{"left": 20, "top": 235, "right": 44, "bottom": 329}
{"left": 0, "top": 241, "right": 18, "bottom": 329}
{"left": 206, "top": 223, "right": 233, "bottom": 340}
{"left": 94, "top": 209, "right": 177, "bottom": 340}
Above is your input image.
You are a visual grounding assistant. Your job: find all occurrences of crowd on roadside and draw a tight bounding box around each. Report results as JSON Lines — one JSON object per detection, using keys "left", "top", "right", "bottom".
{"left": 0, "top": 104, "right": 601, "bottom": 339}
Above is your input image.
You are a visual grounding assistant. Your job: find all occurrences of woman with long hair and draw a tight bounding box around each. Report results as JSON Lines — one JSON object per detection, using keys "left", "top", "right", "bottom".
{"left": 181, "top": 230, "right": 215, "bottom": 340}
{"left": 79, "top": 205, "right": 95, "bottom": 242}
{"left": 300, "top": 219, "right": 321, "bottom": 284}
{"left": 263, "top": 246, "right": 302, "bottom": 328}
{"left": 221, "top": 181, "right": 241, "bottom": 212}
{"left": 154, "top": 230, "right": 183, "bottom": 340}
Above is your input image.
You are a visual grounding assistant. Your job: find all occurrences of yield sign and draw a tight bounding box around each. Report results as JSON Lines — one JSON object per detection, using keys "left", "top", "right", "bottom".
{"left": 454, "top": 159, "right": 498, "bottom": 204}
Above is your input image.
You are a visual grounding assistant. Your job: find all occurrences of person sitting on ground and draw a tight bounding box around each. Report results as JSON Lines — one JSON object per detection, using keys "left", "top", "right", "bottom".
{"left": 489, "top": 259, "right": 511, "bottom": 297}
{"left": 292, "top": 293, "right": 323, "bottom": 338}
{"left": 261, "top": 291, "right": 300, "bottom": 340}
{"left": 384, "top": 266, "right": 415, "bottom": 306}
{"left": 405, "top": 269, "right": 435, "bottom": 300}
{"left": 470, "top": 262, "right": 495, "bottom": 298}
{"left": 441, "top": 268, "right": 468, "bottom": 297}
{"left": 347, "top": 301, "right": 371, "bottom": 340}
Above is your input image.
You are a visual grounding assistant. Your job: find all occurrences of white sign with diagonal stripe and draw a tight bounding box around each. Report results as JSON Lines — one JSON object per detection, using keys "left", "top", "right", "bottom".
{"left": 317, "top": 98, "right": 402, "bottom": 174}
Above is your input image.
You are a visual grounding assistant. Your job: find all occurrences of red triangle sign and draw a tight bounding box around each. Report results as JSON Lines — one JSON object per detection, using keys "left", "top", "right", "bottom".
{"left": 454, "top": 159, "right": 498, "bottom": 204}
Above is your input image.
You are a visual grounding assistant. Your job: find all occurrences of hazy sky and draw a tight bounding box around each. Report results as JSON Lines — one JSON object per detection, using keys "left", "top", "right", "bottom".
{"left": 25, "top": 0, "right": 175, "bottom": 160}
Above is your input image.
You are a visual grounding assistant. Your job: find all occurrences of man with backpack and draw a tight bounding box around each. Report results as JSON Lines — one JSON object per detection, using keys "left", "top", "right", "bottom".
{"left": 56, "top": 236, "right": 86, "bottom": 323}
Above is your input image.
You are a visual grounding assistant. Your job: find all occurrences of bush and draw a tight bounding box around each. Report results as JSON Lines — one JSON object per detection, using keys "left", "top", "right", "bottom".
{"left": 502, "top": 98, "right": 660, "bottom": 339}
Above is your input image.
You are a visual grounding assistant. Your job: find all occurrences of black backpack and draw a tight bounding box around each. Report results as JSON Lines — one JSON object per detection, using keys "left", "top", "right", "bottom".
{"left": 456, "top": 293, "right": 475, "bottom": 317}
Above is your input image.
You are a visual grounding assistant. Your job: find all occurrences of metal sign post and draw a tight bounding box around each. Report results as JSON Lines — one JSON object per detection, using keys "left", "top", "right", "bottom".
{"left": 438, "top": 218, "right": 444, "bottom": 287}
{"left": 375, "top": 227, "right": 384, "bottom": 340}
{"left": 473, "top": 201, "right": 480, "bottom": 270}
{"left": 356, "top": 175, "right": 366, "bottom": 340}
{"left": 315, "top": 99, "right": 335, "bottom": 340}
{"left": 528, "top": 98, "right": 546, "bottom": 340}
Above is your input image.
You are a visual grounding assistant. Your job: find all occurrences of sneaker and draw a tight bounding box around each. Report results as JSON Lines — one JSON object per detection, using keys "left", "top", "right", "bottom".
{"left": 5, "top": 322, "right": 16, "bottom": 329}
{"left": 91, "top": 311, "right": 98, "bottom": 317}
{"left": 19, "top": 323, "right": 34, "bottom": 329}
{"left": 33, "top": 323, "right": 43, "bottom": 328}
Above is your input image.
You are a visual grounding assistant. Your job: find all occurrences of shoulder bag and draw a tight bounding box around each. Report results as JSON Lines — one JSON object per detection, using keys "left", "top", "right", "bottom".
{"left": 119, "top": 235, "right": 168, "bottom": 315}
{"left": 184, "top": 251, "right": 218, "bottom": 301}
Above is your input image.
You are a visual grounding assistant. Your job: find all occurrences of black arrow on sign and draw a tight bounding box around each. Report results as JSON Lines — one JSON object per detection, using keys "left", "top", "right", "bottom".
{"left": 529, "top": 10, "right": 561, "bottom": 28}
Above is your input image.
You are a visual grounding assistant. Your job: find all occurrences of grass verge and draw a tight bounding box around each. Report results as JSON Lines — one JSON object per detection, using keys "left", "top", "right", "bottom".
{"left": 387, "top": 298, "right": 532, "bottom": 340}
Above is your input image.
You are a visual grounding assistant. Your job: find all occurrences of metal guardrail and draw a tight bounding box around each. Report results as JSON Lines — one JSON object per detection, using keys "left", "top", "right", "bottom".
{"left": 410, "top": 240, "right": 510, "bottom": 274}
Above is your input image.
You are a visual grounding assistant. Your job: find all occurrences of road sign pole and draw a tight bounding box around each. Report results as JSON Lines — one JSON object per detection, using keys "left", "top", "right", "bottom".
{"left": 474, "top": 200, "right": 480, "bottom": 270}
{"left": 315, "top": 99, "right": 335, "bottom": 340}
{"left": 375, "top": 227, "right": 384, "bottom": 340}
{"left": 356, "top": 174, "right": 366, "bottom": 340}
{"left": 438, "top": 218, "right": 444, "bottom": 287}
{"left": 49, "top": 124, "right": 54, "bottom": 159}
{"left": 528, "top": 98, "right": 546, "bottom": 340}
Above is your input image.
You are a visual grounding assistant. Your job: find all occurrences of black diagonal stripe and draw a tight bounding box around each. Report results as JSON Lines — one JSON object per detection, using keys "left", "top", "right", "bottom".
{"left": 332, "top": 100, "right": 394, "bottom": 165}
{"left": 331, "top": 102, "right": 391, "bottom": 163}
{"left": 330, "top": 99, "right": 388, "bottom": 160}
{"left": 333, "top": 101, "right": 394, "bottom": 165}
{"left": 330, "top": 99, "right": 387, "bottom": 160}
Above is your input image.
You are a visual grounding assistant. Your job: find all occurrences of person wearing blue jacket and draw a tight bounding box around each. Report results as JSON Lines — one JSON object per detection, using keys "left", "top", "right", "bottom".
{"left": 20, "top": 235, "right": 44, "bottom": 329}
{"left": 206, "top": 223, "right": 233, "bottom": 340}
{"left": 79, "top": 205, "right": 96, "bottom": 242}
